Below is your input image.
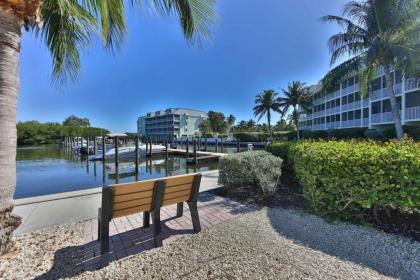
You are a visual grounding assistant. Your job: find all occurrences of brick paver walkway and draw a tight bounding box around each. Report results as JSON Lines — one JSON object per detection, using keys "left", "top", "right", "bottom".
{"left": 82, "top": 192, "right": 255, "bottom": 270}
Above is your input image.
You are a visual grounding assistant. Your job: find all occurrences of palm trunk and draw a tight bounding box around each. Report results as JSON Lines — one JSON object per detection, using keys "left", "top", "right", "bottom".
{"left": 0, "top": 9, "right": 22, "bottom": 255}
{"left": 267, "top": 110, "right": 272, "bottom": 142}
{"left": 383, "top": 64, "right": 404, "bottom": 140}
{"left": 294, "top": 107, "right": 300, "bottom": 141}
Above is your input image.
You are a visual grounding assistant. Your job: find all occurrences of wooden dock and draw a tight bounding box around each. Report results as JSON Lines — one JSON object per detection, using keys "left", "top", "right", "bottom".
{"left": 167, "top": 148, "right": 225, "bottom": 164}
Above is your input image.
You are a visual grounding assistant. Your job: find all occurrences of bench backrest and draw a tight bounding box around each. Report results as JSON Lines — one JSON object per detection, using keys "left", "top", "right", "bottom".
{"left": 101, "top": 173, "right": 201, "bottom": 220}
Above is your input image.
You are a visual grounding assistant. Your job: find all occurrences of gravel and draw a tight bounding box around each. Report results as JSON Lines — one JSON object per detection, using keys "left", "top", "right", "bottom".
{"left": 78, "top": 208, "right": 419, "bottom": 280}
{"left": 0, "top": 223, "right": 84, "bottom": 280}
{"left": 1, "top": 207, "right": 418, "bottom": 280}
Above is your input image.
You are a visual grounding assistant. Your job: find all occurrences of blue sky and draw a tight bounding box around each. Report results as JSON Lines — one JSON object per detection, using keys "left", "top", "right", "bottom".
{"left": 18, "top": 0, "right": 347, "bottom": 132}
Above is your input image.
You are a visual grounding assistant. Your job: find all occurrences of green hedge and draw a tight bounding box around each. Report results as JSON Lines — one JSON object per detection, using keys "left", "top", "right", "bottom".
{"left": 233, "top": 132, "right": 267, "bottom": 142}
{"left": 287, "top": 139, "right": 420, "bottom": 220}
{"left": 266, "top": 141, "right": 295, "bottom": 172}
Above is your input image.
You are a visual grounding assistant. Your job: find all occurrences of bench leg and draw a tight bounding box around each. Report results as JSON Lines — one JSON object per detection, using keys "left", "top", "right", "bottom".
{"left": 143, "top": 211, "right": 150, "bottom": 227}
{"left": 176, "top": 202, "right": 183, "bottom": 218}
{"left": 153, "top": 208, "right": 162, "bottom": 247}
{"left": 100, "top": 220, "right": 110, "bottom": 267}
{"left": 97, "top": 208, "right": 102, "bottom": 241}
{"left": 187, "top": 201, "right": 201, "bottom": 233}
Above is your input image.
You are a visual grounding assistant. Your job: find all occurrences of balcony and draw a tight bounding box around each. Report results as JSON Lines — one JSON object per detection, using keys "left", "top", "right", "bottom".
{"left": 326, "top": 122, "right": 340, "bottom": 129}
{"left": 405, "top": 106, "right": 420, "bottom": 120}
{"left": 342, "top": 100, "right": 361, "bottom": 111}
{"left": 314, "top": 111, "right": 325, "bottom": 117}
{"left": 341, "top": 119, "right": 362, "bottom": 128}
{"left": 326, "top": 90, "right": 340, "bottom": 101}
{"left": 371, "top": 112, "right": 393, "bottom": 124}
{"left": 326, "top": 107, "right": 340, "bottom": 115}
{"left": 313, "top": 124, "right": 325, "bottom": 130}
{"left": 363, "top": 118, "right": 369, "bottom": 126}
{"left": 362, "top": 98, "right": 369, "bottom": 107}
{"left": 405, "top": 78, "right": 420, "bottom": 92}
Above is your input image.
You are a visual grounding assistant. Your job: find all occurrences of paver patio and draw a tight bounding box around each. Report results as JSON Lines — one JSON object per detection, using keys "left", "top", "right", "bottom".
{"left": 82, "top": 192, "right": 256, "bottom": 270}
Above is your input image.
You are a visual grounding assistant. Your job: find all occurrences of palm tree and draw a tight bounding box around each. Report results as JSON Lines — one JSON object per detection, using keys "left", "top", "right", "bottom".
{"left": 279, "top": 81, "right": 311, "bottom": 140}
{"left": 321, "top": 0, "right": 420, "bottom": 140}
{"left": 253, "top": 90, "right": 283, "bottom": 140}
{"left": 0, "top": 0, "right": 215, "bottom": 254}
{"left": 226, "top": 114, "right": 236, "bottom": 132}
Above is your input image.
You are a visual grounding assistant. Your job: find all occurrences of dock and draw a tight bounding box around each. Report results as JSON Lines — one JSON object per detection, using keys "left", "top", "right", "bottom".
{"left": 166, "top": 148, "right": 226, "bottom": 164}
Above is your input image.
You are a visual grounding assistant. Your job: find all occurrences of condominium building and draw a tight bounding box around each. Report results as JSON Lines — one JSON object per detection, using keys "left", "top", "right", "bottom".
{"left": 137, "top": 108, "right": 207, "bottom": 140}
{"left": 299, "top": 67, "right": 420, "bottom": 131}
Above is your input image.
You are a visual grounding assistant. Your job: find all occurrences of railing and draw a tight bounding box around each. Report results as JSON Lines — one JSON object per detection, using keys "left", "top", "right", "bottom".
{"left": 326, "top": 107, "right": 340, "bottom": 115}
{"left": 372, "top": 88, "right": 386, "bottom": 101}
{"left": 341, "top": 119, "right": 362, "bottom": 128}
{"left": 314, "top": 111, "right": 325, "bottom": 117}
{"left": 326, "top": 122, "right": 340, "bottom": 129}
{"left": 362, "top": 118, "right": 369, "bottom": 126}
{"left": 326, "top": 90, "right": 341, "bottom": 100}
{"left": 405, "top": 78, "right": 420, "bottom": 91}
{"left": 371, "top": 112, "right": 393, "bottom": 124}
{"left": 342, "top": 87, "right": 348, "bottom": 96}
{"left": 313, "top": 124, "right": 325, "bottom": 130}
{"left": 405, "top": 106, "right": 420, "bottom": 120}
{"left": 342, "top": 100, "right": 362, "bottom": 111}
{"left": 362, "top": 98, "right": 369, "bottom": 107}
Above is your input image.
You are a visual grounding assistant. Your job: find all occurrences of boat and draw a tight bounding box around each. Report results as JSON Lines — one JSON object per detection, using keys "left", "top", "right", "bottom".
{"left": 89, "top": 144, "right": 165, "bottom": 161}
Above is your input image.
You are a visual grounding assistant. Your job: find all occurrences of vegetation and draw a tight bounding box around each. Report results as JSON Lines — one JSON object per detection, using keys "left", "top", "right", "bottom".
{"left": 253, "top": 89, "right": 283, "bottom": 140}
{"left": 321, "top": 0, "right": 420, "bottom": 140}
{"left": 199, "top": 111, "right": 235, "bottom": 135}
{"left": 17, "top": 118, "right": 109, "bottom": 146}
{"left": 279, "top": 81, "right": 312, "bottom": 140}
{"left": 218, "top": 151, "right": 283, "bottom": 196}
{"left": 62, "top": 115, "right": 90, "bottom": 128}
{"left": 0, "top": 0, "right": 216, "bottom": 254}
{"left": 267, "top": 139, "right": 420, "bottom": 223}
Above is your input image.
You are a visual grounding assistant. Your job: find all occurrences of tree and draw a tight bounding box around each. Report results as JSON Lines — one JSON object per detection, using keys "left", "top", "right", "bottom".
{"left": 321, "top": 0, "right": 420, "bottom": 140}
{"left": 0, "top": 0, "right": 215, "bottom": 254}
{"left": 279, "top": 81, "right": 311, "bottom": 140}
{"left": 253, "top": 89, "right": 282, "bottom": 140}
{"left": 207, "top": 111, "right": 228, "bottom": 133}
{"left": 246, "top": 119, "right": 256, "bottom": 131}
{"left": 63, "top": 115, "right": 90, "bottom": 128}
{"left": 226, "top": 114, "right": 236, "bottom": 132}
{"left": 198, "top": 119, "right": 212, "bottom": 135}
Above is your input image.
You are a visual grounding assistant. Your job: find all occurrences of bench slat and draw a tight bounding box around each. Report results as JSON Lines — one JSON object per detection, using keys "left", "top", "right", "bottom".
{"left": 163, "top": 189, "right": 191, "bottom": 201}
{"left": 162, "top": 195, "right": 191, "bottom": 206}
{"left": 112, "top": 204, "right": 152, "bottom": 218}
{"left": 164, "top": 175, "right": 194, "bottom": 187}
{"left": 112, "top": 181, "right": 154, "bottom": 195}
{"left": 113, "top": 197, "right": 153, "bottom": 211}
{"left": 164, "top": 183, "right": 193, "bottom": 194}
{"left": 113, "top": 190, "right": 153, "bottom": 203}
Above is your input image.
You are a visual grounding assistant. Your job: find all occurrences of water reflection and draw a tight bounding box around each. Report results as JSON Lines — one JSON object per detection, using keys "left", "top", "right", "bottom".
{"left": 16, "top": 145, "right": 218, "bottom": 199}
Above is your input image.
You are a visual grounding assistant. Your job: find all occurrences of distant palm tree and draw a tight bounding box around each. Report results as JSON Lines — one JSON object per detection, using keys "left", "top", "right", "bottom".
{"left": 279, "top": 81, "right": 311, "bottom": 140}
{"left": 246, "top": 119, "right": 257, "bottom": 131}
{"left": 0, "top": 0, "right": 215, "bottom": 254}
{"left": 253, "top": 90, "right": 283, "bottom": 140}
{"left": 321, "top": 0, "right": 420, "bottom": 140}
{"left": 226, "top": 115, "right": 236, "bottom": 132}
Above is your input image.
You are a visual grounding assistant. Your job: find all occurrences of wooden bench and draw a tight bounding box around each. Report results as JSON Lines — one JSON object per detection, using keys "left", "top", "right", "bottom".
{"left": 98, "top": 173, "right": 202, "bottom": 265}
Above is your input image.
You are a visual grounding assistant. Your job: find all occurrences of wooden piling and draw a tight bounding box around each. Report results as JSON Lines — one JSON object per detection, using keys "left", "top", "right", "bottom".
{"left": 87, "top": 137, "right": 90, "bottom": 157}
{"left": 102, "top": 136, "right": 106, "bottom": 162}
{"left": 193, "top": 139, "right": 197, "bottom": 164}
{"left": 186, "top": 138, "right": 189, "bottom": 159}
{"left": 165, "top": 139, "right": 169, "bottom": 160}
{"left": 198, "top": 138, "right": 201, "bottom": 151}
{"left": 93, "top": 137, "right": 97, "bottom": 155}
{"left": 135, "top": 136, "right": 139, "bottom": 173}
{"left": 215, "top": 138, "right": 218, "bottom": 153}
{"left": 205, "top": 138, "right": 208, "bottom": 151}
{"left": 114, "top": 136, "right": 119, "bottom": 167}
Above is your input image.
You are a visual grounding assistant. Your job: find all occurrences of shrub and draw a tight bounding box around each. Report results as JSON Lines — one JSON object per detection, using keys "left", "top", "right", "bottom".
{"left": 273, "top": 131, "right": 296, "bottom": 141}
{"left": 288, "top": 139, "right": 420, "bottom": 220}
{"left": 302, "top": 130, "right": 327, "bottom": 139}
{"left": 266, "top": 141, "right": 295, "bottom": 171}
{"left": 218, "top": 150, "right": 283, "bottom": 195}
{"left": 326, "top": 128, "right": 367, "bottom": 139}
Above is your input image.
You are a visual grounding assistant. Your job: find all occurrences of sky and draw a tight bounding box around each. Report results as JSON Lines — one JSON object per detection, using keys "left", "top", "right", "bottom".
{"left": 18, "top": 0, "right": 347, "bottom": 132}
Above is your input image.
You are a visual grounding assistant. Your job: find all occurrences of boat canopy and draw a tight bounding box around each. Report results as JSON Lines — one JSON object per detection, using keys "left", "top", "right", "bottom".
{"left": 106, "top": 133, "right": 128, "bottom": 138}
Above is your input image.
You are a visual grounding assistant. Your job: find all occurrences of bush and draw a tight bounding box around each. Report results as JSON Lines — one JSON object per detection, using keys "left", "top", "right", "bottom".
{"left": 288, "top": 139, "right": 420, "bottom": 220}
{"left": 302, "top": 130, "right": 327, "bottom": 139}
{"left": 218, "top": 150, "right": 283, "bottom": 195}
{"left": 266, "top": 141, "right": 295, "bottom": 172}
{"left": 273, "top": 131, "right": 296, "bottom": 141}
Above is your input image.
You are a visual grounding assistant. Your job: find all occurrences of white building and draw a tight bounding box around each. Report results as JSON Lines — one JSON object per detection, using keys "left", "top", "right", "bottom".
{"left": 137, "top": 108, "right": 207, "bottom": 141}
{"left": 299, "top": 67, "right": 420, "bottom": 131}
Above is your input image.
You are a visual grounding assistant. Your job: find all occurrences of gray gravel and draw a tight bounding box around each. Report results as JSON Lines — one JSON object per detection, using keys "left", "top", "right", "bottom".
{"left": 0, "top": 223, "right": 84, "bottom": 280}
{"left": 1, "top": 208, "right": 418, "bottom": 280}
{"left": 78, "top": 208, "right": 419, "bottom": 280}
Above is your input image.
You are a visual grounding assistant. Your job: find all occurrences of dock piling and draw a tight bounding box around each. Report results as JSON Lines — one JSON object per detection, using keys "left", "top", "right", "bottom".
{"left": 114, "top": 136, "right": 119, "bottom": 167}
{"left": 186, "top": 138, "right": 189, "bottom": 159}
{"left": 193, "top": 139, "right": 197, "bottom": 164}
{"left": 102, "top": 136, "right": 106, "bottom": 162}
{"left": 135, "top": 136, "right": 139, "bottom": 173}
{"left": 215, "top": 138, "right": 218, "bottom": 153}
{"left": 165, "top": 139, "right": 169, "bottom": 160}
{"left": 205, "top": 138, "right": 208, "bottom": 152}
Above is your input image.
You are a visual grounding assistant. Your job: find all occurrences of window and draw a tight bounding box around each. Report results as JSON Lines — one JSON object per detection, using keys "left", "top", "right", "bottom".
{"left": 382, "top": 100, "right": 391, "bottom": 112}
{"left": 336, "top": 114, "right": 340, "bottom": 122}
{"left": 348, "top": 77, "right": 355, "bottom": 86}
{"left": 363, "top": 108, "right": 369, "bottom": 118}
{"left": 326, "top": 101, "right": 331, "bottom": 109}
{"left": 342, "top": 112, "right": 348, "bottom": 121}
{"left": 355, "top": 91, "right": 361, "bottom": 101}
{"left": 355, "top": 75, "right": 359, "bottom": 84}
{"left": 371, "top": 77, "right": 381, "bottom": 91}
{"left": 372, "top": 101, "right": 381, "bottom": 114}
{"left": 348, "top": 93, "right": 354, "bottom": 103}
{"left": 355, "top": 109, "right": 361, "bottom": 119}
{"left": 342, "top": 80, "right": 348, "bottom": 89}
{"left": 348, "top": 111, "right": 354, "bottom": 120}
{"left": 326, "top": 116, "right": 331, "bottom": 123}
{"left": 342, "top": 96, "right": 348, "bottom": 105}
{"left": 395, "top": 70, "right": 402, "bottom": 84}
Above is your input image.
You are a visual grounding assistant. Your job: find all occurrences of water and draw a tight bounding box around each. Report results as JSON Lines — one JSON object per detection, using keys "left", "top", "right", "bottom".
{"left": 15, "top": 145, "right": 219, "bottom": 199}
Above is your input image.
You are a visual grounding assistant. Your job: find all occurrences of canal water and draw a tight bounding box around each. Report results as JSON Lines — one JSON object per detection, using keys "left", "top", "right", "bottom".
{"left": 15, "top": 145, "right": 221, "bottom": 199}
